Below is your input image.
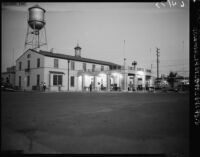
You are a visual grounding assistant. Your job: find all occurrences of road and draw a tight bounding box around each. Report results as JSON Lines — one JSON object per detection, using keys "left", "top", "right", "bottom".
{"left": 1, "top": 91, "right": 189, "bottom": 156}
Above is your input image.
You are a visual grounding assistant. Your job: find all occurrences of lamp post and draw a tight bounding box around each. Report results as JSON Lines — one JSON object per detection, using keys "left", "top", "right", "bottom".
{"left": 132, "top": 61, "right": 137, "bottom": 91}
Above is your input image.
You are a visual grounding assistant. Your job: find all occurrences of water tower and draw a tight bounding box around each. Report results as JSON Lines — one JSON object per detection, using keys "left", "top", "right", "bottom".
{"left": 24, "top": 4, "right": 47, "bottom": 50}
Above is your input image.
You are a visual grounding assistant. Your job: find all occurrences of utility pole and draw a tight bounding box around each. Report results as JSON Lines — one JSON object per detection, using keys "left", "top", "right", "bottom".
{"left": 123, "top": 40, "right": 126, "bottom": 91}
{"left": 182, "top": 40, "right": 185, "bottom": 78}
{"left": 156, "top": 48, "right": 160, "bottom": 80}
{"left": 13, "top": 48, "right": 15, "bottom": 66}
{"left": 68, "top": 60, "right": 70, "bottom": 91}
{"left": 124, "top": 58, "right": 126, "bottom": 91}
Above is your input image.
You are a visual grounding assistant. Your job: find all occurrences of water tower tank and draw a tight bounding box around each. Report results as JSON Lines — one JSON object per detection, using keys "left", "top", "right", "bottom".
{"left": 28, "top": 4, "right": 46, "bottom": 30}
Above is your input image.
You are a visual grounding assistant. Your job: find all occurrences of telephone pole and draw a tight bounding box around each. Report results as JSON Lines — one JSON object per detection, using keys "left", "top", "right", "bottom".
{"left": 156, "top": 48, "right": 160, "bottom": 79}
{"left": 123, "top": 40, "right": 126, "bottom": 91}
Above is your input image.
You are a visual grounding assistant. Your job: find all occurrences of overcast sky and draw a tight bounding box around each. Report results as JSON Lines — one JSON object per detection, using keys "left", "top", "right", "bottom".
{"left": 2, "top": 2, "right": 189, "bottom": 77}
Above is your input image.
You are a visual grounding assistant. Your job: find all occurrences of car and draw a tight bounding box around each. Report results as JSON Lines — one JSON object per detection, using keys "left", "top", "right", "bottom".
{"left": 167, "top": 87, "right": 179, "bottom": 92}
{"left": 1, "top": 82, "right": 16, "bottom": 91}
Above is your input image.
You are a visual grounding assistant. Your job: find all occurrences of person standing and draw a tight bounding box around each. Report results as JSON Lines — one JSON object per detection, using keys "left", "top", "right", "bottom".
{"left": 101, "top": 84, "right": 103, "bottom": 91}
{"left": 43, "top": 82, "right": 46, "bottom": 92}
{"left": 89, "top": 83, "right": 92, "bottom": 92}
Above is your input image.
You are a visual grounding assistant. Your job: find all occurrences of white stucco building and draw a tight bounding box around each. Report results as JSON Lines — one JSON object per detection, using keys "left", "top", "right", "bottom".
{"left": 14, "top": 45, "right": 153, "bottom": 92}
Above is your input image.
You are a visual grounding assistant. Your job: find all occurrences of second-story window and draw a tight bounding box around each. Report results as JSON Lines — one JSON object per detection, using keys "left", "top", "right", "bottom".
{"left": 27, "top": 60, "right": 30, "bottom": 69}
{"left": 101, "top": 65, "right": 104, "bottom": 71}
{"left": 71, "top": 61, "right": 75, "bottom": 70}
{"left": 19, "top": 62, "right": 22, "bottom": 70}
{"left": 83, "top": 62, "right": 86, "bottom": 71}
{"left": 92, "top": 64, "right": 95, "bottom": 72}
{"left": 54, "top": 59, "right": 58, "bottom": 68}
{"left": 37, "top": 58, "right": 40, "bottom": 68}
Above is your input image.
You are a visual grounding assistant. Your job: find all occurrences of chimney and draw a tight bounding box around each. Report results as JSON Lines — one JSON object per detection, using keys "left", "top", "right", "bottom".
{"left": 50, "top": 48, "right": 54, "bottom": 53}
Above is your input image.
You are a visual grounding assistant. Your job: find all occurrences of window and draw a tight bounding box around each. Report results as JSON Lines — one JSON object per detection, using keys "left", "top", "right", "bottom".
{"left": 92, "top": 64, "right": 95, "bottom": 72}
{"left": 58, "top": 75, "right": 62, "bottom": 85}
{"left": 70, "top": 76, "right": 75, "bottom": 87}
{"left": 37, "top": 58, "right": 40, "bottom": 68}
{"left": 27, "top": 60, "right": 30, "bottom": 69}
{"left": 71, "top": 61, "right": 75, "bottom": 70}
{"left": 53, "top": 75, "right": 58, "bottom": 85}
{"left": 19, "top": 62, "right": 21, "bottom": 70}
{"left": 101, "top": 65, "right": 104, "bottom": 71}
{"left": 19, "top": 76, "right": 21, "bottom": 87}
{"left": 53, "top": 75, "right": 62, "bottom": 85}
{"left": 54, "top": 59, "right": 59, "bottom": 68}
{"left": 27, "top": 75, "right": 30, "bottom": 87}
{"left": 37, "top": 75, "right": 40, "bottom": 86}
{"left": 83, "top": 62, "right": 86, "bottom": 71}
{"left": 27, "top": 54, "right": 31, "bottom": 58}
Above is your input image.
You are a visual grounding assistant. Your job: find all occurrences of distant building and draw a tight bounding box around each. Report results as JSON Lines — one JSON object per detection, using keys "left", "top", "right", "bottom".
{"left": 174, "top": 76, "right": 189, "bottom": 91}
{"left": 1, "top": 66, "right": 16, "bottom": 87}
{"left": 14, "top": 45, "right": 154, "bottom": 92}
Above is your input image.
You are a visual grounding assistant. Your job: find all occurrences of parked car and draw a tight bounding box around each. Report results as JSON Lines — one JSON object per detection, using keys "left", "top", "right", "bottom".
{"left": 1, "top": 82, "right": 15, "bottom": 91}
{"left": 167, "top": 87, "right": 179, "bottom": 92}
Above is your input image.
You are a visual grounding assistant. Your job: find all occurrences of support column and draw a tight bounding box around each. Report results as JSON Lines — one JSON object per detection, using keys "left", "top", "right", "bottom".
{"left": 94, "top": 75, "right": 96, "bottom": 91}
{"left": 107, "top": 73, "right": 110, "bottom": 91}
{"left": 125, "top": 72, "right": 127, "bottom": 91}
{"left": 123, "top": 71, "right": 128, "bottom": 91}
{"left": 134, "top": 74, "right": 137, "bottom": 91}
{"left": 82, "top": 74, "right": 85, "bottom": 91}
{"left": 143, "top": 75, "right": 146, "bottom": 91}
{"left": 49, "top": 73, "right": 51, "bottom": 91}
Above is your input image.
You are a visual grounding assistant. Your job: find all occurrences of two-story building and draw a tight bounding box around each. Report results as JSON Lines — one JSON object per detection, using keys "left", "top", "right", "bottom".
{"left": 15, "top": 45, "right": 153, "bottom": 92}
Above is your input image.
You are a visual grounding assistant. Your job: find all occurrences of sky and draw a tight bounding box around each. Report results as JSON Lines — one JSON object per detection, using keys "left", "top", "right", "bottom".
{"left": 1, "top": 1, "right": 189, "bottom": 77}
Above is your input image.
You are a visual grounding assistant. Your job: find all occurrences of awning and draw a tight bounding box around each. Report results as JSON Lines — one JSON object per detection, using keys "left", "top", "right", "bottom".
{"left": 49, "top": 71, "right": 65, "bottom": 74}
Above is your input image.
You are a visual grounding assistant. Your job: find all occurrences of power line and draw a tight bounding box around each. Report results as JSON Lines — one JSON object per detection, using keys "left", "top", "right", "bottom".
{"left": 151, "top": 64, "right": 189, "bottom": 68}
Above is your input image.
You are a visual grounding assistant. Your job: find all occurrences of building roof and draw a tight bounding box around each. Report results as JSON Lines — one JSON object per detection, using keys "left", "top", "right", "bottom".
{"left": 32, "top": 49, "right": 121, "bottom": 67}
{"left": 2, "top": 71, "right": 15, "bottom": 75}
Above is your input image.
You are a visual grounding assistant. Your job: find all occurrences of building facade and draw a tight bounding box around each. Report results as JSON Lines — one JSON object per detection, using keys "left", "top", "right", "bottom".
{"left": 14, "top": 46, "right": 153, "bottom": 92}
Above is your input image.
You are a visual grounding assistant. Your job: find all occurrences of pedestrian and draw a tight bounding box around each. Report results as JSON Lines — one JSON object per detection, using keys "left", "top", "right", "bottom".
{"left": 43, "top": 82, "right": 46, "bottom": 92}
{"left": 89, "top": 83, "right": 92, "bottom": 92}
{"left": 101, "top": 84, "right": 103, "bottom": 91}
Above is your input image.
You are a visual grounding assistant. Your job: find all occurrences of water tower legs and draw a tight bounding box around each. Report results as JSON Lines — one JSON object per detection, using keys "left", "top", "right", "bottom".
{"left": 24, "top": 23, "right": 47, "bottom": 51}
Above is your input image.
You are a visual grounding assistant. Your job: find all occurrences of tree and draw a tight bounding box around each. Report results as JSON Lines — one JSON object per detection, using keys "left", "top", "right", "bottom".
{"left": 167, "top": 71, "right": 177, "bottom": 88}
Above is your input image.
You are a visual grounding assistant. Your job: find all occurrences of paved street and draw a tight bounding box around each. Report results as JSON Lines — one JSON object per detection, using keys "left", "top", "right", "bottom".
{"left": 1, "top": 91, "right": 189, "bottom": 156}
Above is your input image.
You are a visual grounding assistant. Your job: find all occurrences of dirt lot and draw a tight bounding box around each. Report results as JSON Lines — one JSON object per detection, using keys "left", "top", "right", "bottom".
{"left": 1, "top": 91, "right": 189, "bottom": 155}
